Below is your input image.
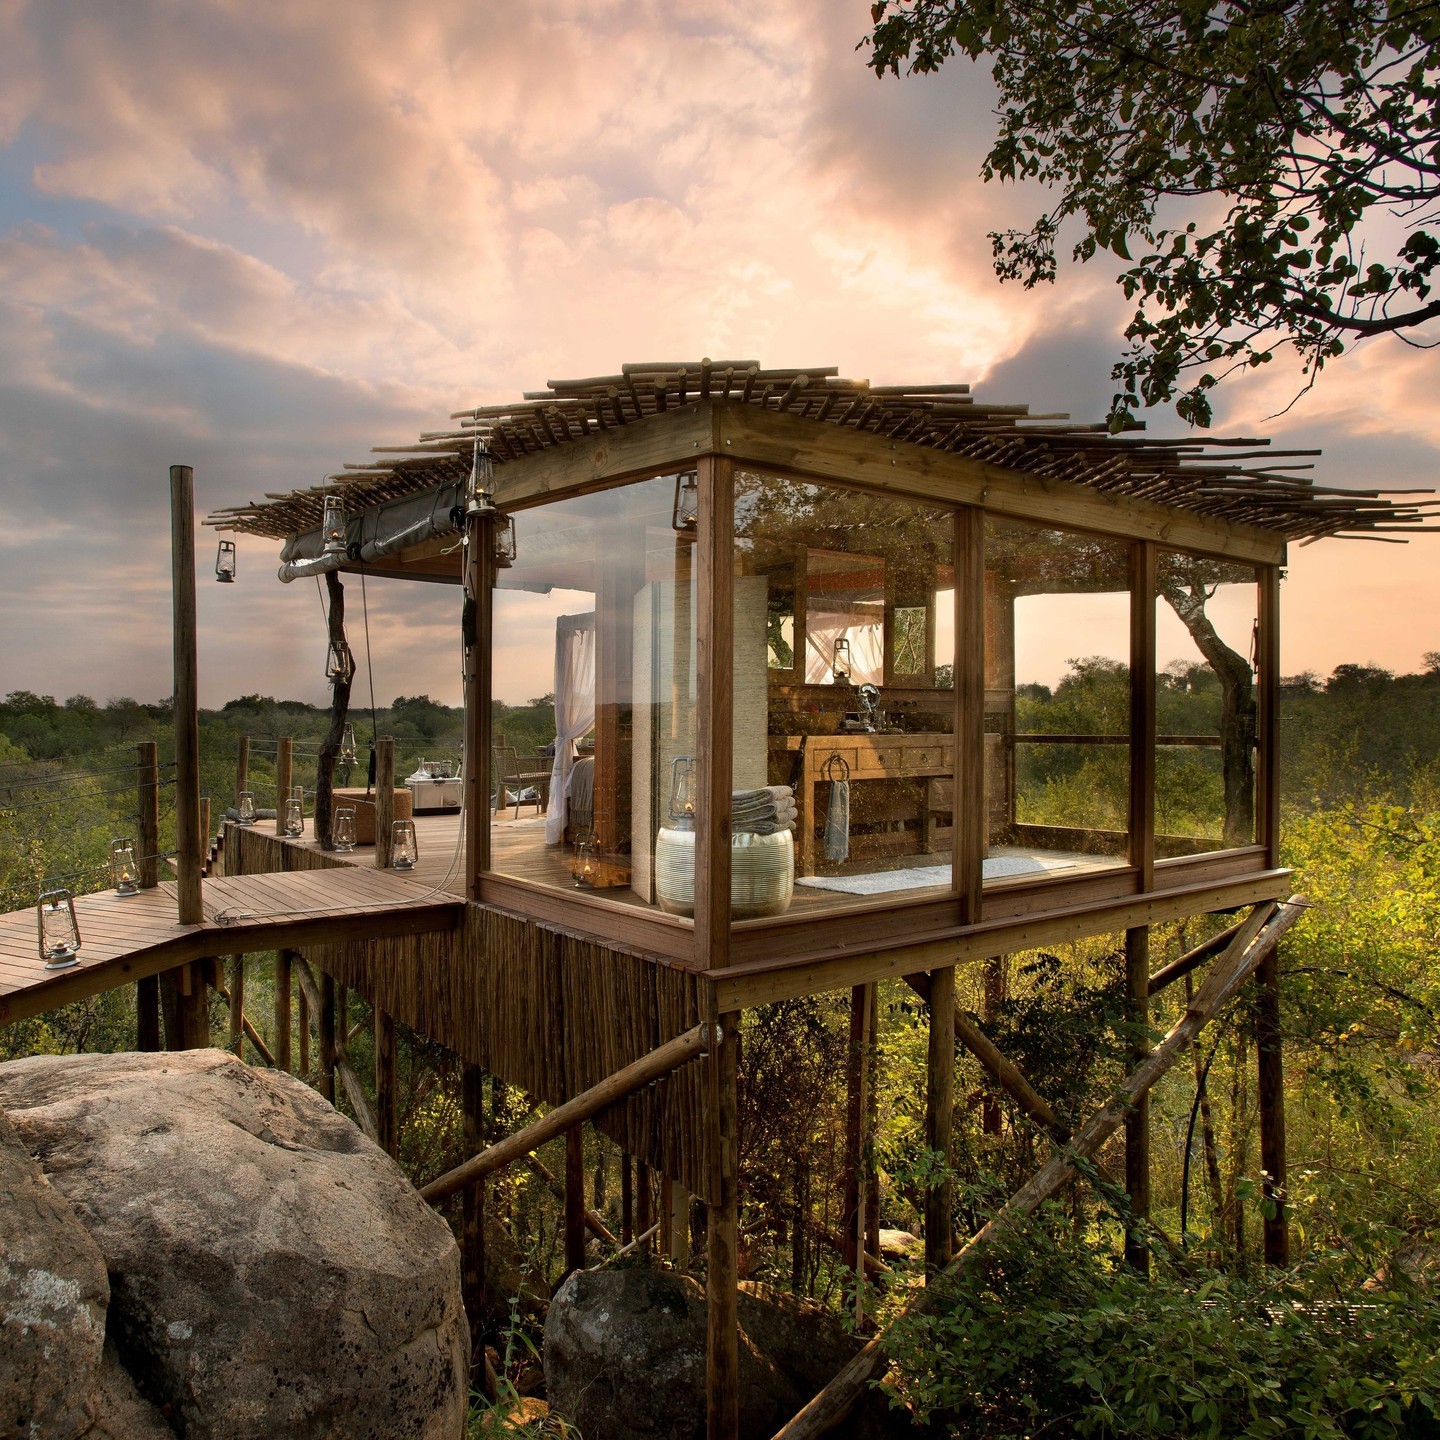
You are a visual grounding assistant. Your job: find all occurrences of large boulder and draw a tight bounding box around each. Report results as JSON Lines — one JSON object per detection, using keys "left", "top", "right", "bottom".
{"left": 0, "top": 1107, "right": 109, "bottom": 1440}
{"left": 0, "top": 1050, "right": 467, "bottom": 1440}
{"left": 544, "top": 1267, "right": 915, "bottom": 1439}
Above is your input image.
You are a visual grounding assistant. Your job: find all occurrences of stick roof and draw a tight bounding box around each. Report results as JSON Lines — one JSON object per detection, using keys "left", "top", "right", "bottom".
{"left": 206, "top": 359, "right": 1440, "bottom": 544}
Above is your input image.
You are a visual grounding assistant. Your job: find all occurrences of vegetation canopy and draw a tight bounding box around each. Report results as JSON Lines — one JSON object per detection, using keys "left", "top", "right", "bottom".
{"left": 866, "top": 0, "right": 1440, "bottom": 426}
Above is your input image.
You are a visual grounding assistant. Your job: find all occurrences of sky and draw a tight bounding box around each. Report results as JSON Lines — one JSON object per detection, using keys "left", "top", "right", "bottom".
{"left": 1, "top": 0, "right": 1436, "bottom": 711}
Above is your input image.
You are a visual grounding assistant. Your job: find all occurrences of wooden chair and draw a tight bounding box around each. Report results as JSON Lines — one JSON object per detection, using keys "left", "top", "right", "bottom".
{"left": 493, "top": 746, "right": 550, "bottom": 819}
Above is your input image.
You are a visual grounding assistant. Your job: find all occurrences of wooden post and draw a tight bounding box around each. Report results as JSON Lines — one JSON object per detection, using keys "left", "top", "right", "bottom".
{"left": 275, "top": 736, "right": 293, "bottom": 837}
{"left": 227, "top": 955, "right": 244, "bottom": 1057}
{"left": 235, "top": 734, "right": 250, "bottom": 805}
{"left": 316, "top": 572, "right": 355, "bottom": 850}
{"left": 319, "top": 969, "right": 336, "bottom": 1103}
{"left": 461, "top": 1063, "right": 494, "bottom": 1398}
{"left": 375, "top": 736, "right": 395, "bottom": 868}
{"left": 1124, "top": 926, "right": 1152, "bottom": 1273}
{"left": 707, "top": 1011, "right": 741, "bottom": 1440}
{"left": 464, "top": 500, "right": 494, "bottom": 893}
{"left": 298, "top": 983, "right": 310, "bottom": 1077}
{"left": 170, "top": 464, "right": 202, "bottom": 927}
{"left": 1255, "top": 565, "right": 1288, "bottom": 1266}
{"left": 565, "top": 1125, "right": 587, "bottom": 1275}
{"left": 841, "top": 986, "right": 868, "bottom": 1273}
{"left": 925, "top": 965, "right": 955, "bottom": 1274}
{"left": 621, "top": 1152, "right": 634, "bottom": 1244}
{"left": 274, "top": 951, "right": 293, "bottom": 1073}
{"left": 637, "top": 1160, "right": 653, "bottom": 1257}
{"left": 161, "top": 964, "right": 209, "bottom": 1050}
{"left": 199, "top": 797, "right": 210, "bottom": 861}
{"left": 955, "top": 509, "right": 985, "bottom": 922}
{"left": 376, "top": 1008, "right": 397, "bottom": 1159}
{"left": 980, "top": 957, "right": 1004, "bottom": 1135}
{"left": 135, "top": 740, "right": 161, "bottom": 1052}
{"left": 1130, "top": 542, "right": 1158, "bottom": 890}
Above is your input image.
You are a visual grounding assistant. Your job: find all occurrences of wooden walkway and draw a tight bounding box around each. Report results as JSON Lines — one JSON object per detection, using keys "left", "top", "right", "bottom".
{"left": 0, "top": 867, "right": 462, "bottom": 1026}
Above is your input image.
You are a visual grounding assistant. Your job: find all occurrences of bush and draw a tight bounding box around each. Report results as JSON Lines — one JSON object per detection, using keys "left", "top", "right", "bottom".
{"left": 886, "top": 1220, "right": 1440, "bottom": 1438}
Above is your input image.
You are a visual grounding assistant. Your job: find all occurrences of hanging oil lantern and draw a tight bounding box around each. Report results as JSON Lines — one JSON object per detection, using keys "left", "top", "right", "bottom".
{"left": 339, "top": 722, "right": 358, "bottom": 767}
{"left": 671, "top": 470, "right": 699, "bottom": 532}
{"left": 321, "top": 494, "right": 347, "bottom": 555}
{"left": 325, "top": 639, "right": 354, "bottom": 684}
{"left": 215, "top": 538, "right": 237, "bottom": 583}
{"left": 494, "top": 515, "right": 517, "bottom": 568}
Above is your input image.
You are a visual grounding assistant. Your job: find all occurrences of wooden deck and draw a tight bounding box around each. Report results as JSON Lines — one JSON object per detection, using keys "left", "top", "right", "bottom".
{"left": 0, "top": 867, "right": 462, "bottom": 1026}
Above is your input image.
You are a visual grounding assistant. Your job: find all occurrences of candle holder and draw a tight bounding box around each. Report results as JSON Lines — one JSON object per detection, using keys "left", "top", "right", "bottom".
{"left": 333, "top": 806, "right": 357, "bottom": 852}
{"left": 237, "top": 791, "right": 256, "bottom": 826}
{"left": 391, "top": 818, "right": 419, "bottom": 871}
{"left": 572, "top": 833, "right": 598, "bottom": 889}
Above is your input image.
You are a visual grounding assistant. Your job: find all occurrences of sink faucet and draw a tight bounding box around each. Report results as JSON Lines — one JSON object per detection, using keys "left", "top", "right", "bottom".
{"left": 857, "top": 684, "right": 881, "bottom": 733}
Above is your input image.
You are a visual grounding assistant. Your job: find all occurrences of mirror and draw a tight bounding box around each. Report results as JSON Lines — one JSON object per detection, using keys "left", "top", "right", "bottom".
{"left": 805, "top": 550, "right": 885, "bottom": 684}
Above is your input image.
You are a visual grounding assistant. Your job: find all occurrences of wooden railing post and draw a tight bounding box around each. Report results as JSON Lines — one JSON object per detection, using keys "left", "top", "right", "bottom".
{"left": 275, "top": 735, "right": 293, "bottom": 838}
{"left": 235, "top": 734, "right": 250, "bottom": 805}
{"left": 375, "top": 736, "right": 395, "bottom": 868}
{"left": 925, "top": 966, "right": 955, "bottom": 1274}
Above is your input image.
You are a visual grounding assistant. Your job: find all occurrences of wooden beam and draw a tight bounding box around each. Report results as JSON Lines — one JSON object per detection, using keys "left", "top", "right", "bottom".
{"left": 1129, "top": 542, "right": 1157, "bottom": 888}
{"left": 421, "top": 1025, "right": 708, "bottom": 1204}
{"left": 335, "top": 1046, "right": 380, "bottom": 1143}
{"left": 717, "top": 404, "right": 1288, "bottom": 566}
{"left": 771, "top": 898, "right": 1302, "bottom": 1440}
{"left": 461, "top": 1063, "right": 495, "bottom": 1400}
{"left": 465, "top": 505, "right": 493, "bottom": 891}
{"left": 170, "top": 464, "right": 202, "bottom": 927}
{"left": 1258, "top": 564, "right": 1282, "bottom": 869}
{"left": 955, "top": 509, "right": 985, "bottom": 920}
{"left": 1147, "top": 920, "right": 1245, "bottom": 996}
{"left": 522, "top": 1152, "right": 617, "bottom": 1245}
{"left": 227, "top": 955, "right": 244, "bottom": 1056}
{"left": 711, "top": 869, "right": 1292, "bottom": 1010}
{"left": 1256, "top": 947, "right": 1289, "bottom": 1265}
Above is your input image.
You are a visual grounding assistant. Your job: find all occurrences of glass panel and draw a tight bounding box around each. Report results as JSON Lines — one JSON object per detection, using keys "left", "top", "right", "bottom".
{"left": 984, "top": 518, "right": 1131, "bottom": 882}
{"left": 734, "top": 469, "right": 956, "bottom": 919}
{"left": 488, "top": 474, "right": 697, "bottom": 915}
{"left": 1156, "top": 552, "right": 1259, "bottom": 852}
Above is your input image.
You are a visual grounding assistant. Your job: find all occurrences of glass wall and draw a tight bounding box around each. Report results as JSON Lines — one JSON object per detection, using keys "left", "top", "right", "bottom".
{"left": 735, "top": 469, "right": 956, "bottom": 916}
{"left": 984, "top": 518, "right": 1132, "bottom": 881}
{"left": 1155, "top": 552, "right": 1259, "bottom": 852}
{"left": 488, "top": 473, "right": 698, "bottom": 913}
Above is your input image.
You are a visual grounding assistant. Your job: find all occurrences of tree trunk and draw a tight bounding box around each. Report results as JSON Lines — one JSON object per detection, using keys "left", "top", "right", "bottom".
{"left": 316, "top": 570, "right": 355, "bottom": 850}
{"left": 1159, "top": 567, "right": 1255, "bottom": 846}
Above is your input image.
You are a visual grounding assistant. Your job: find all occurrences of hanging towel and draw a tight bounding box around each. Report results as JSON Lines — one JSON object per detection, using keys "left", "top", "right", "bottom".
{"left": 823, "top": 776, "right": 850, "bottom": 863}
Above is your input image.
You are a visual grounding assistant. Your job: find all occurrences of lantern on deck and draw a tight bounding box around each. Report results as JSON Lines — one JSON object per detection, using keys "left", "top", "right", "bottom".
{"left": 284, "top": 794, "right": 305, "bottom": 838}
{"left": 671, "top": 470, "right": 699, "bottom": 532}
{"left": 339, "top": 722, "right": 358, "bottom": 767}
{"left": 321, "top": 494, "right": 348, "bottom": 555}
{"left": 333, "top": 806, "right": 357, "bottom": 852}
{"left": 237, "top": 791, "right": 256, "bottom": 826}
{"left": 37, "top": 890, "right": 81, "bottom": 969}
{"left": 391, "top": 818, "right": 418, "bottom": 871}
{"left": 215, "top": 538, "right": 237, "bottom": 583}
{"left": 109, "top": 837, "right": 140, "bottom": 896}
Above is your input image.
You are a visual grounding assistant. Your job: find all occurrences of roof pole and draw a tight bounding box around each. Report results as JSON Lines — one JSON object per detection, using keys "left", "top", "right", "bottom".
{"left": 170, "top": 464, "right": 202, "bottom": 927}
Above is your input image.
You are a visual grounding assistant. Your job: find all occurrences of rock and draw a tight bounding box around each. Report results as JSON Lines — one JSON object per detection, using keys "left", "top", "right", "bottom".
{"left": 877, "top": 1229, "right": 923, "bottom": 1264}
{"left": 0, "top": 1105, "right": 109, "bottom": 1440}
{"left": 544, "top": 1267, "right": 916, "bottom": 1440}
{"left": 85, "top": 1344, "right": 175, "bottom": 1440}
{"left": 0, "top": 1050, "right": 467, "bottom": 1440}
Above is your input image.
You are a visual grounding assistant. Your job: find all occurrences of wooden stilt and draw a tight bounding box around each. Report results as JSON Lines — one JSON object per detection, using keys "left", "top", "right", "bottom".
{"left": 461, "top": 1063, "right": 494, "bottom": 1399}
{"left": 842, "top": 985, "right": 867, "bottom": 1274}
{"left": 621, "top": 1151, "right": 634, "bottom": 1244}
{"left": 637, "top": 1161, "right": 653, "bottom": 1257}
{"left": 227, "top": 955, "right": 244, "bottom": 1057}
{"left": 669, "top": 1181, "right": 691, "bottom": 1267}
{"left": 706, "top": 1010, "right": 741, "bottom": 1440}
{"left": 298, "top": 982, "right": 311, "bottom": 1077}
{"left": 376, "top": 1007, "right": 397, "bottom": 1159}
{"left": 318, "top": 969, "right": 336, "bottom": 1103}
{"left": 980, "top": 958, "right": 1004, "bottom": 1135}
{"left": 374, "top": 737, "right": 395, "bottom": 869}
{"left": 565, "top": 1125, "right": 587, "bottom": 1276}
{"left": 135, "top": 739, "right": 162, "bottom": 1052}
{"left": 1124, "top": 925, "right": 1152, "bottom": 1273}
{"left": 1256, "top": 949, "right": 1289, "bottom": 1265}
{"left": 660, "top": 1176, "right": 674, "bottom": 1257}
{"left": 274, "top": 951, "right": 292, "bottom": 1073}
{"left": 925, "top": 966, "right": 955, "bottom": 1274}
{"left": 160, "top": 965, "right": 209, "bottom": 1050}
{"left": 169, "top": 464, "right": 202, "bottom": 930}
